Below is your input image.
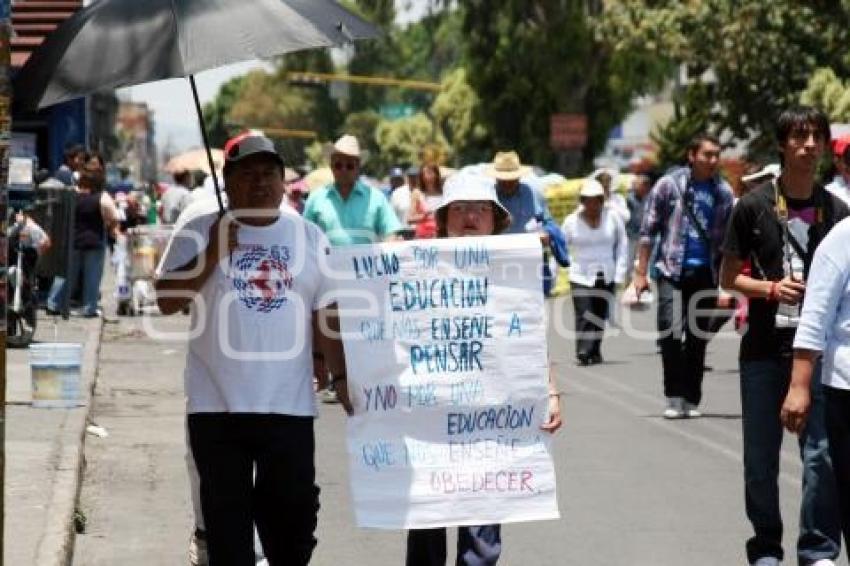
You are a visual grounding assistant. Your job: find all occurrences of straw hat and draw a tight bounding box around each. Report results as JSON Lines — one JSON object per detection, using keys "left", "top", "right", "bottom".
{"left": 485, "top": 151, "right": 531, "bottom": 181}
{"left": 332, "top": 134, "right": 361, "bottom": 158}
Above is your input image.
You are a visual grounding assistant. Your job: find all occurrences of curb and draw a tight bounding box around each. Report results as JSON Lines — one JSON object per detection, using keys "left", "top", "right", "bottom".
{"left": 33, "top": 315, "right": 104, "bottom": 566}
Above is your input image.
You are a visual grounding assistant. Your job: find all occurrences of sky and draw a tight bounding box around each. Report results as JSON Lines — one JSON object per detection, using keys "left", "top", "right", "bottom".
{"left": 118, "top": 1, "right": 433, "bottom": 157}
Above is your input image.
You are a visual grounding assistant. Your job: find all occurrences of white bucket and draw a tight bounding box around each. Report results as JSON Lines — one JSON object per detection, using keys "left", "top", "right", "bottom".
{"left": 29, "top": 343, "right": 84, "bottom": 408}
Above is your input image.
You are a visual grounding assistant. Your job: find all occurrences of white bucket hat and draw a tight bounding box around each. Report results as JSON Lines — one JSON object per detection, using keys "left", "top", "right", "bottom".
{"left": 436, "top": 172, "right": 510, "bottom": 217}
{"left": 332, "top": 134, "right": 361, "bottom": 158}
{"left": 579, "top": 178, "right": 606, "bottom": 198}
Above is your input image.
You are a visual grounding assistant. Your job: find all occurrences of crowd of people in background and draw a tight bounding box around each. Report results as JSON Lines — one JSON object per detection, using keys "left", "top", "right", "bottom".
{"left": 20, "top": 102, "right": 850, "bottom": 566}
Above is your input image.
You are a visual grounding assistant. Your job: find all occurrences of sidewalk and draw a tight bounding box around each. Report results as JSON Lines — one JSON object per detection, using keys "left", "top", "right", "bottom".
{"left": 4, "top": 272, "right": 109, "bottom": 565}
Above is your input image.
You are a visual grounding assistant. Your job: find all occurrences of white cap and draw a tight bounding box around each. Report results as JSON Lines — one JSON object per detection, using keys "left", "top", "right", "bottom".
{"left": 579, "top": 178, "right": 605, "bottom": 198}
{"left": 332, "top": 134, "right": 361, "bottom": 158}
{"left": 436, "top": 172, "right": 510, "bottom": 218}
{"left": 742, "top": 163, "right": 781, "bottom": 184}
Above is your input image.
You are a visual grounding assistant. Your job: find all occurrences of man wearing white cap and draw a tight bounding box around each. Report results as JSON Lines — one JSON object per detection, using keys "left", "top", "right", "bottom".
{"left": 303, "top": 134, "right": 402, "bottom": 246}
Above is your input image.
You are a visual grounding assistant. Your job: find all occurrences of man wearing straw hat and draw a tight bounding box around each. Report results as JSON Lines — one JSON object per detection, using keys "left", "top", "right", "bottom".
{"left": 303, "top": 134, "right": 402, "bottom": 246}
{"left": 485, "top": 150, "right": 568, "bottom": 295}
{"left": 304, "top": 134, "right": 402, "bottom": 404}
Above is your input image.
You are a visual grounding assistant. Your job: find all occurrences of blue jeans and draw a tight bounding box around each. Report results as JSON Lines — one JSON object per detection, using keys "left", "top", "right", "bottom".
{"left": 407, "top": 525, "right": 501, "bottom": 565}
{"left": 47, "top": 247, "right": 106, "bottom": 315}
{"left": 740, "top": 358, "right": 841, "bottom": 564}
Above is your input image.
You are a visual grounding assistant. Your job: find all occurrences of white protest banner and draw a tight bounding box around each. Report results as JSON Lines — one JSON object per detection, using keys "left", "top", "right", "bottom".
{"left": 330, "top": 233, "right": 559, "bottom": 529}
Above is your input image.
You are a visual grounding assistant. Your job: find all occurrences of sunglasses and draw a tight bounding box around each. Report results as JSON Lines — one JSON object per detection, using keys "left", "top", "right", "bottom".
{"left": 333, "top": 161, "right": 358, "bottom": 171}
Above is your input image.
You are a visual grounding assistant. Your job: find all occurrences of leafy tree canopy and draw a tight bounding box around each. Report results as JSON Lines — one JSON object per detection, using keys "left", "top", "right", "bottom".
{"left": 601, "top": 1, "right": 850, "bottom": 161}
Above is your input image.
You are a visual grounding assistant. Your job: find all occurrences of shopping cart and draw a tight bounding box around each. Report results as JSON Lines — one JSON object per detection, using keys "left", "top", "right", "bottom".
{"left": 116, "top": 225, "right": 174, "bottom": 315}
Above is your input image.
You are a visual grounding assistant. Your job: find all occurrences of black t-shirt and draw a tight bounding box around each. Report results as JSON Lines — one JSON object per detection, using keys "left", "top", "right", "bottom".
{"left": 722, "top": 181, "right": 849, "bottom": 360}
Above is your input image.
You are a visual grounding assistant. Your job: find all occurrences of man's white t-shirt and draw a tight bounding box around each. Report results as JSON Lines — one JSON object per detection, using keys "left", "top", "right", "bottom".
{"left": 157, "top": 209, "right": 334, "bottom": 416}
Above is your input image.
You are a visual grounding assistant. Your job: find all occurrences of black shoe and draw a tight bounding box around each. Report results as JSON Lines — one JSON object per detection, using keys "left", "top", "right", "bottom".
{"left": 46, "top": 307, "right": 60, "bottom": 316}
{"left": 589, "top": 353, "right": 603, "bottom": 365}
{"left": 576, "top": 354, "right": 590, "bottom": 366}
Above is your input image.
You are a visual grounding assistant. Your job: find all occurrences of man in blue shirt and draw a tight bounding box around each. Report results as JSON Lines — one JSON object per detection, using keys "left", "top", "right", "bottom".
{"left": 486, "top": 151, "right": 568, "bottom": 296}
{"left": 633, "top": 134, "right": 734, "bottom": 419}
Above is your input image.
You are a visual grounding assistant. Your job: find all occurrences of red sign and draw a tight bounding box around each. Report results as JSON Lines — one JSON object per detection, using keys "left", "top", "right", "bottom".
{"left": 550, "top": 114, "right": 587, "bottom": 150}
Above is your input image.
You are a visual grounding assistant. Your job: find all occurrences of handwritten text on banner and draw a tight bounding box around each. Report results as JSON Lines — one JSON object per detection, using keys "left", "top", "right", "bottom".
{"left": 331, "top": 234, "right": 560, "bottom": 529}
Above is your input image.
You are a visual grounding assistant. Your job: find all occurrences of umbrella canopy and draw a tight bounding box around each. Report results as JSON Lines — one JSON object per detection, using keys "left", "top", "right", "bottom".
{"left": 12, "top": 0, "right": 379, "bottom": 214}
{"left": 13, "top": 0, "right": 379, "bottom": 109}
{"left": 164, "top": 148, "right": 224, "bottom": 174}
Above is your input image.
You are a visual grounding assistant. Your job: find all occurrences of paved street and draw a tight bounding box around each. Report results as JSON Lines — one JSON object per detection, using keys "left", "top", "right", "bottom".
{"left": 69, "top": 297, "right": 834, "bottom": 565}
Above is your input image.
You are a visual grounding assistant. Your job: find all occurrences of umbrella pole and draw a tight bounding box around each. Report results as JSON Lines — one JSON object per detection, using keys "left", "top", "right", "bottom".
{"left": 189, "top": 74, "right": 225, "bottom": 216}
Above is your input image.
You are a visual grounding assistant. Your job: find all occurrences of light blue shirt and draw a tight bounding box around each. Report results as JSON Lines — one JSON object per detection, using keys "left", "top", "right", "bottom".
{"left": 794, "top": 216, "right": 850, "bottom": 390}
{"left": 303, "top": 179, "right": 402, "bottom": 246}
{"left": 496, "top": 182, "right": 553, "bottom": 233}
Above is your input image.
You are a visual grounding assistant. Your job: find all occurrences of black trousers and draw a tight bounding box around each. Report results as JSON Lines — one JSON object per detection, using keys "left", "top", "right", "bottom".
{"left": 657, "top": 267, "right": 720, "bottom": 405}
{"left": 826, "top": 386, "right": 850, "bottom": 548}
{"left": 571, "top": 279, "right": 615, "bottom": 360}
{"left": 406, "top": 525, "right": 502, "bottom": 566}
{"left": 188, "top": 413, "right": 319, "bottom": 566}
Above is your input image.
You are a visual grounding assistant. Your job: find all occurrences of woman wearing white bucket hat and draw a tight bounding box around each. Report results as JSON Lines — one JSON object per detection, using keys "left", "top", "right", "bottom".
{"left": 561, "top": 178, "right": 628, "bottom": 365}
{"left": 404, "top": 172, "right": 563, "bottom": 566}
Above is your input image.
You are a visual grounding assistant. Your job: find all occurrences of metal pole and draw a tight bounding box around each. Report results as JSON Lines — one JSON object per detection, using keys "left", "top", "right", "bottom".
{"left": 188, "top": 75, "right": 225, "bottom": 216}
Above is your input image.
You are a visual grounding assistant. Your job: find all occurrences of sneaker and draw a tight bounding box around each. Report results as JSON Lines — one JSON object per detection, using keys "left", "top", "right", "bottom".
{"left": 189, "top": 529, "right": 208, "bottom": 566}
{"left": 663, "top": 397, "right": 684, "bottom": 419}
{"left": 320, "top": 388, "right": 339, "bottom": 404}
{"left": 806, "top": 560, "right": 835, "bottom": 566}
{"left": 683, "top": 401, "right": 702, "bottom": 418}
{"left": 752, "top": 557, "right": 781, "bottom": 566}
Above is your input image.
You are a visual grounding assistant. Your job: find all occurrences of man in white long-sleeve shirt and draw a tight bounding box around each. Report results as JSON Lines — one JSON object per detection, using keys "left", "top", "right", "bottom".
{"left": 562, "top": 179, "right": 628, "bottom": 365}
{"left": 782, "top": 214, "right": 850, "bottom": 551}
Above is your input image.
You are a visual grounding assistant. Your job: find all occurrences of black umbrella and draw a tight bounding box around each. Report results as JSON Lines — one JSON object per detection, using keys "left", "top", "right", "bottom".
{"left": 13, "top": 0, "right": 379, "bottom": 213}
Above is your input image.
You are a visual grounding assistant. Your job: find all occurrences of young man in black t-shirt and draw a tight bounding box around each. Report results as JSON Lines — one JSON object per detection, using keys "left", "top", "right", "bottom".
{"left": 721, "top": 106, "right": 844, "bottom": 566}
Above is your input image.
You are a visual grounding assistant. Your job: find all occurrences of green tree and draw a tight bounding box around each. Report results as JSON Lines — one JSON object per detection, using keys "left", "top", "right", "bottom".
{"left": 601, "top": 1, "right": 850, "bottom": 161}
{"left": 374, "top": 113, "right": 449, "bottom": 173}
{"left": 430, "top": 67, "right": 487, "bottom": 164}
{"left": 460, "top": 1, "right": 668, "bottom": 174}
{"left": 203, "top": 75, "right": 247, "bottom": 147}
{"left": 801, "top": 68, "right": 850, "bottom": 122}
{"left": 650, "top": 83, "right": 714, "bottom": 170}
